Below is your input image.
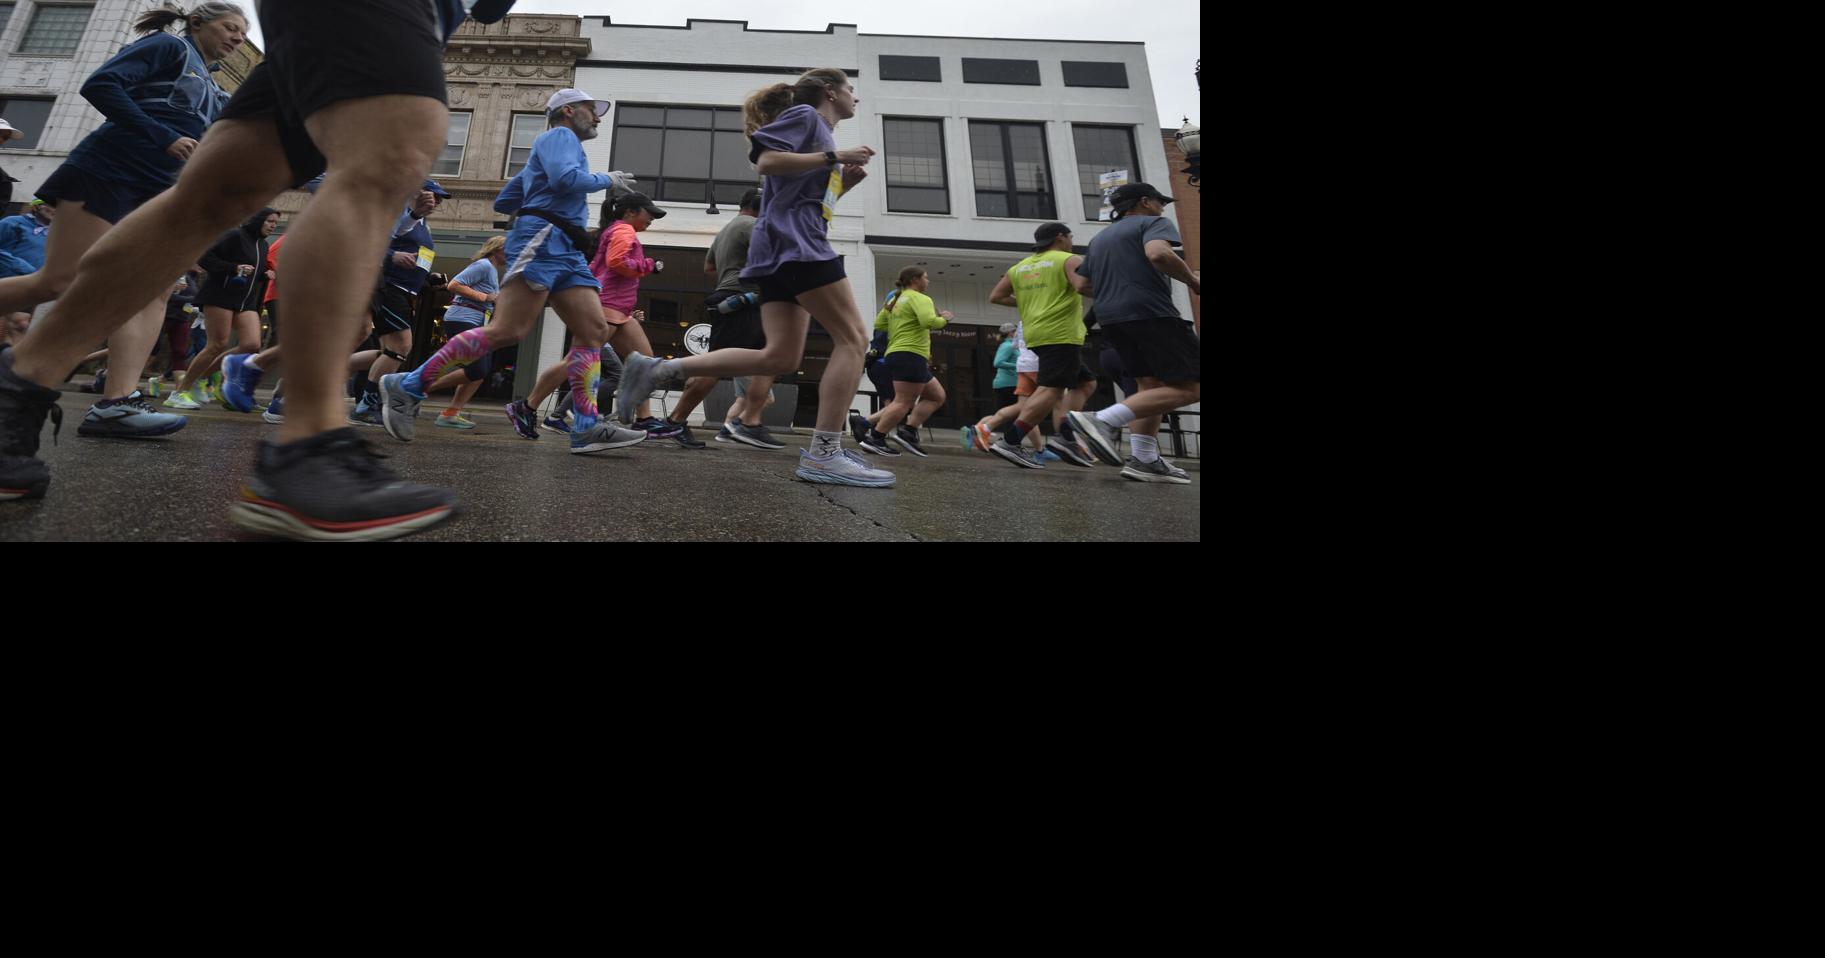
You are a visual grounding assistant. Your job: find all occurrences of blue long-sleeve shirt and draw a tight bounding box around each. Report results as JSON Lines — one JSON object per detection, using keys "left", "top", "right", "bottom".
{"left": 64, "top": 33, "right": 228, "bottom": 191}
{"left": 0, "top": 213, "right": 52, "bottom": 278}
{"left": 495, "top": 127, "right": 613, "bottom": 254}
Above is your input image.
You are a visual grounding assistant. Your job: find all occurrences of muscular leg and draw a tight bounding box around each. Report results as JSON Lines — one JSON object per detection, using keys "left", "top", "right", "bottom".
{"left": 100, "top": 297, "right": 170, "bottom": 400}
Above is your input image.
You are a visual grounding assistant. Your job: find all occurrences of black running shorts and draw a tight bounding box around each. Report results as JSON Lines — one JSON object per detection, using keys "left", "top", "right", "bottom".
{"left": 1031, "top": 343, "right": 1096, "bottom": 390}
{"left": 220, "top": 1, "right": 450, "bottom": 185}
{"left": 706, "top": 291, "right": 767, "bottom": 351}
{"left": 371, "top": 284, "right": 417, "bottom": 335}
{"left": 754, "top": 258, "right": 845, "bottom": 306}
{"left": 1102, "top": 318, "right": 1201, "bottom": 383}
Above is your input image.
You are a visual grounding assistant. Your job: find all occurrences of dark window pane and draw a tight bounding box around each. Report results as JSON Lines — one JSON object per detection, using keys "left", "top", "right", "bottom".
{"left": 1062, "top": 61, "right": 1129, "bottom": 88}
{"left": 662, "top": 178, "right": 707, "bottom": 203}
{"left": 713, "top": 181, "right": 756, "bottom": 204}
{"left": 888, "top": 186, "right": 949, "bottom": 214}
{"left": 962, "top": 58, "right": 1041, "bottom": 85}
{"left": 1072, "top": 125, "right": 1137, "bottom": 219}
{"left": 616, "top": 106, "right": 667, "bottom": 127}
{"left": 711, "top": 130, "right": 752, "bottom": 182}
{"left": 715, "top": 109, "right": 745, "bottom": 131}
{"left": 668, "top": 107, "right": 713, "bottom": 129}
{"left": 1007, "top": 125, "right": 1049, "bottom": 192}
{"left": 884, "top": 118, "right": 946, "bottom": 190}
{"left": 880, "top": 55, "right": 942, "bottom": 82}
{"left": 976, "top": 192, "right": 1009, "bottom": 218}
{"left": 0, "top": 97, "right": 53, "bottom": 150}
{"left": 612, "top": 127, "right": 663, "bottom": 179}
{"left": 663, "top": 129, "right": 711, "bottom": 179}
{"left": 1016, "top": 193, "right": 1055, "bottom": 220}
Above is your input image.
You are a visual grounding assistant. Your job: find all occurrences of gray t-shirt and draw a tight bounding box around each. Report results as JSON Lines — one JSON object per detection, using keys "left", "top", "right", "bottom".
{"left": 1080, "top": 215, "right": 1183, "bottom": 325}
{"left": 709, "top": 213, "right": 759, "bottom": 293}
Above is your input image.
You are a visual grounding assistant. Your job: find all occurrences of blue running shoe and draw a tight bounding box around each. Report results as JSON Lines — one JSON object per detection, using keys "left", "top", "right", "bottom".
{"left": 262, "top": 394, "right": 285, "bottom": 424}
{"left": 542, "top": 415, "right": 571, "bottom": 434}
{"left": 220, "top": 354, "right": 262, "bottom": 412}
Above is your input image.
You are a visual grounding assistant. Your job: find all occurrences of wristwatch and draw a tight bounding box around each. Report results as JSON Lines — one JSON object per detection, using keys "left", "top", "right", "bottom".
{"left": 825, "top": 151, "right": 839, "bottom": 167}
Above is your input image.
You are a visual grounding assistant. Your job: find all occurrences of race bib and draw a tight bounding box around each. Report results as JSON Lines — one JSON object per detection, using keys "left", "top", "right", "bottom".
{"left": 416, "top": 246, "right": 436, "bottom": 272}
{"left": 821, "top": 167, "right": 846, "bottom": 223}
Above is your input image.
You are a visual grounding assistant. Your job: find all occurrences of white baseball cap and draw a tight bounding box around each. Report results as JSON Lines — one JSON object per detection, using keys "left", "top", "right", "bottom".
{"left": 0, "top": 118, "right": 25, "bottom": 141}
{"left": 546, "top": 90, "right": 610, "bottom": 117}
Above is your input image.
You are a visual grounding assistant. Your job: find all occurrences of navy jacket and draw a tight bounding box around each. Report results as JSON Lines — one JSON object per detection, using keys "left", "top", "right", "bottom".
{"left": 64, "top": 33, "right": 229, "bottom": 191}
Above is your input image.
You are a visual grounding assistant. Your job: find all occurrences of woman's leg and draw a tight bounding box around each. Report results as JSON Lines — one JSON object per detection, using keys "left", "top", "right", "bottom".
{"left": 99, "top": 296, "right": 169, "bottom": 400}
{"left": 605, "top": 314, "right": 654, "bottom": 419}
{"left": 907, "top": 378, "right": 947, "bottom": 429}
{"left": 873, "top": 379, "right": 923, "bottom": 437}
{"left": 176, "top": 306, "right": 234, "bottom": 395}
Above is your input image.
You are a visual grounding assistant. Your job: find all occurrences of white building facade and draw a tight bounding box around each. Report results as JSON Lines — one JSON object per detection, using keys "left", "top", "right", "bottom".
{"left": 565, "top": 18, "right": 1195, "bottom": 435}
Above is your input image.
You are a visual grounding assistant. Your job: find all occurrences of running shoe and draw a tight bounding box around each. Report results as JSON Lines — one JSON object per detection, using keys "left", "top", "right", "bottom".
{"left": 347, "top": 406, "right": 383, "bottom": 428}
{"left": 1046, "top": 435, "right": 1095, "bottom": 468}
{"left": 231, "top": 428, "right": 458, "bottom": 541}
{"left": 1036, "top": 449, "right": 1061, "bottom": 463}
{"left": 715, "top": 424, "right": 734, "bottom": 443}
{"left": 639, "top": 417, "right": 684, "bottom": 440}
{"left": 0, "top": 346, "right": 61, "bottom": 502}
{"left": 795, "top": 448, "right": 896, "bottom": 488}
{"left": 163, "top": 390, "right": 203, "bottom": 410}
{"left": 542, "top": 415, "right": 571, "bottom": 434}
{"left": 615, "top": 353, "right": 667, "bottom": 425}
{"left": 989, "top": 439, "right": 1046, "bottom": 470}
{"left": 435, "top": 412, "right": 477, "bottom": 430}
{"left": 220, "top": 354, "right": 262, "bottom": 412}
{"left": 1161, "top": 459, "right": 1190, "bottom": 481}
{"left": 1121, "top": 456, "right": 1192, "bottom": 484}
{"left": 77, "top": 392, "right": 188, "bottom": 438}
{"left": 570, "top": 420, "right": 648, "bottom": 454}
{"left": 1066, "top": 411, "right": 1124, "bottom": 466}
{"left": 377, "top": 373, "right": 420, "bottom": 442}
{"left": 504, "top": 400, "right": 540, "bottom": 440}
{"left": 262, "top": 394, "right": 285, "bottom": 424}
{"left": 858, "top": 432, "right": 899, "bottom": 457}
{"left": 969, "top": 422, "right": 994, "bottom": 453}
{"left": 728, "top": 420, "right": 785, "bottom": 450}
{"left": 849, "top": 413, "right": 870, "bottom": 446}
{"left": 663, "top": 424, "right": 706, "bottom": 449}
{"left": 890, "top": 426, "right": 928, "bottom": 458}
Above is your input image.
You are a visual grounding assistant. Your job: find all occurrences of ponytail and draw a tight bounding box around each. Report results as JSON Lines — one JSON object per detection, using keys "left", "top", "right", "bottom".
{"left": 135, "top": 2, "right": 246, "bottom": 37}
{"left": 743, "top": 67, "right": 851, "bottom": 134}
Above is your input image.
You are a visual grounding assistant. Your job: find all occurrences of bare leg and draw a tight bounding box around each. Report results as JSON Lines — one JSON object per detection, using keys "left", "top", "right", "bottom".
{"left": 101, "top": 297, "right": 169, "bottom": 400}
{"left": 740, "top": 376, "right": 775, "bottom": 424}
{"left": 671, "top": 376, "right": 718, "bottom": 422}
{"left": 445, "top": 378, "right": 483, "bottom": 414}
{"left": 176, "top": 306, "right": 236, "bottom": 395}
{"left": 906, "top": 378, "right": 946, "bottom": 428}
{"left": 874, "top": 379, "right": 923, "bottom": 436}
{"left": 0, "top": 203, "right": 112, "bottom": 319}
{"left": 367, "top": 328, "right": 413, "bottom": 390}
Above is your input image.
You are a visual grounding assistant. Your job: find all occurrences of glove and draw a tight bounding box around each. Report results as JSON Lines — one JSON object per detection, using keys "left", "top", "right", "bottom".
{"left": 607, "top": 172, "right": 638, "bottom": 193}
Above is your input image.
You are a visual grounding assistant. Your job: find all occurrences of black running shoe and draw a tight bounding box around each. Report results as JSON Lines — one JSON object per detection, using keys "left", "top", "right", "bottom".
{"left": 891, "top": 426, "right": 928, "bottom": 458}
{"left": 0, "top": 346, "right": 63, "bottom": 502}
{"left": 504, "top": 400, "right": 541, "bottom": 440}
{"left": 859, "top": 432, "right": 900, "bottom": 457}
{"left": 729, "top": 420, "right": 786, "bottom": 450}
{"left": 849, "top": 413, "right": 870, "bottom": 446}
{"left": 667, "top": 424, "right": 707, "bottom": 449}
{"left": 231, "top": 428, "right": 458, "bottom": 541}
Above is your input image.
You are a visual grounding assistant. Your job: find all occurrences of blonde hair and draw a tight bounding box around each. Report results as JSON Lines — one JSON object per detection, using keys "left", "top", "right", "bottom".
{"left": 743, "top": 68, "right": 850, "bottom": 134}
{"left": 473, "top": 237, "right": 506, "bottom": 262}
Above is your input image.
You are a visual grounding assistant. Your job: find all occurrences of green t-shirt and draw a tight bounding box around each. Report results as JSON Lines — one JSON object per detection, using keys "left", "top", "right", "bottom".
{"left": 879, "top": 289, "right": 947, "bottom": 360}
{"left": 1007, "top": 250, "right": 1084, "bottom": 347}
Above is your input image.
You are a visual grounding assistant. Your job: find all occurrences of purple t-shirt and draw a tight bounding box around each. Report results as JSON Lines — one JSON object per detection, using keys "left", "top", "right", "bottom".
{"left": 741, "top": 104, "right": 838, "bottom": 279}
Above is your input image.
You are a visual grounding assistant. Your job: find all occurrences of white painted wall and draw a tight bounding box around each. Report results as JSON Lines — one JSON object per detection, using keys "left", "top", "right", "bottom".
{"left": 0, "top": 1, "right": 142, "bottom": 198}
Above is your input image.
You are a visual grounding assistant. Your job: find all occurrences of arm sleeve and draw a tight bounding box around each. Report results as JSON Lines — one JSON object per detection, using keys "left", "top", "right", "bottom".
{"left": 80, "top": 37, "right": 184, "bottom": 152}
{"left": 0, "top": 219, "right": 24, "bottom": 258}
{"left": 540, "top": 132, "right": 613, "bottom": 195}
{"left": 747, "top": 105, "right": 817, "bottom": 164}
{"left": 605, "top": 225, "right": 647, "bottom": 277}
{"left": 995, "top": 342, "right": 1019, "bottom": 371}
{"left": 494, "top": 172, "right": 527, "bottom": 214}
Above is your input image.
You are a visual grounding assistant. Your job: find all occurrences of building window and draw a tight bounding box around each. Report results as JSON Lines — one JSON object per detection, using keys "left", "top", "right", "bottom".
{"left": 882, "top": 117, "right": 948, "bottom": 214}
{"left": 0, "top": 4, "right": 15, "bottom": 38}
{"left": 434, "top": 112, "right": 470, "bottom": 178}
{"left": 880, "top": 55, "right": 941, "bottom": 82}
{"left": 1071, "top": 125, "right": 1139, "bottom": 219}
{"left": 505, "top": 114, "right": 543, "bottom": 178}
{"left": 610, "top": 104, "right": 757, "bottom": 205}
{"left": 16, "top": 3, "right": 94, "bottom": 56}
{"left": 0, "top": 96, "right": 53, "bottom": 150}
{"left": 1062, "top": 61, "right": 1130, "bottom": 89}
{"left": 961, "top": 58, "right": 1041, "bottom": 86}
{"left": 969, "top": 120, "right": 1054, "bottom": 219}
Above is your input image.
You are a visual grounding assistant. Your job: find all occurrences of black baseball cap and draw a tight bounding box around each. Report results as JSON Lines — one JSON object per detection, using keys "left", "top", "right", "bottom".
{"left": 1032, "top": 222, "right": 1073, "bottom": 252}
{"left": 612, "top": 191, "right": 666, "bottom": 219}
{"left": 1109, "top": 183, "right": 1173, "bottom": 217}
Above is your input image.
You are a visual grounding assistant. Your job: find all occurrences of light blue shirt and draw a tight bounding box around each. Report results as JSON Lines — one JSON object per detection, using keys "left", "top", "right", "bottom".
{"left": 445, "top": 258, "right": 499, "bottom": 325}
{"left": 494, "top": 126, "right": 612, "bottom": 255}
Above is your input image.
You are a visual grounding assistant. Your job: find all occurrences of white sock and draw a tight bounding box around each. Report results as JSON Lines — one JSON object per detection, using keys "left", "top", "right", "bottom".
{"left": 1131, "top": 434, "right": 1160, "bottom": 463}
{"left": 811, "top": 430, "right": 843, "bottom": 460}
{"left": 243, "top": 357, "right": 262, "bottom": 373}
{"left": 1096, "top": 403, "right": 1138, "bottom": 428}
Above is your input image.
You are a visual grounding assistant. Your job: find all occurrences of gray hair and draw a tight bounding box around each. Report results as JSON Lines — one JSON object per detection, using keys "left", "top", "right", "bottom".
{"left": 135, "top": 3, "right": 247, "bottom": 36}
{"left": 999, "top": 323, "right": 1017, "bottom": 336}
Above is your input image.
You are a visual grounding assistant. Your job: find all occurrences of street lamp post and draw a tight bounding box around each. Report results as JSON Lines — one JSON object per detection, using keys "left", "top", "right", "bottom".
{"left": 1175, "top": 117, "right": 1200, "bottom": 190}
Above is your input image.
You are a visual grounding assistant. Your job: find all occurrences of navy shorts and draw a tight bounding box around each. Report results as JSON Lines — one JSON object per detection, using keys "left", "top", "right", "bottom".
{"left": 37, "top": 164, "right": 167, "bottom": 226}
{"left": 884, "top": 351, "right": 933, "bottom": 385}
{"left": 754, "top": 258, "right": 845, "bottom": 306}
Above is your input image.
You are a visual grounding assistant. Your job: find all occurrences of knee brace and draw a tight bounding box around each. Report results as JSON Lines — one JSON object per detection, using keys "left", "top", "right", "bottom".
{"left": 383, "top": 349, "right": 409, "bottom": 364}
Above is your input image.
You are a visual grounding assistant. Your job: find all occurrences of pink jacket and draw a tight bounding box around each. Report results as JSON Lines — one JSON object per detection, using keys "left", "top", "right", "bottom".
{"left": 591, "top": 221, "right": 654, "bottom": 313}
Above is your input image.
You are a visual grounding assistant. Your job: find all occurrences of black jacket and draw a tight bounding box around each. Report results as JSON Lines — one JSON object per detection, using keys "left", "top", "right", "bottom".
{"left": 197, "top": 213, "right": 274, "bottom": 311}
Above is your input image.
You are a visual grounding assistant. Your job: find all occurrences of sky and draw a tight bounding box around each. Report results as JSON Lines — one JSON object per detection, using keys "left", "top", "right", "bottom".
{"left": 237, "top": 1, "right": 1201, "bottom": 130}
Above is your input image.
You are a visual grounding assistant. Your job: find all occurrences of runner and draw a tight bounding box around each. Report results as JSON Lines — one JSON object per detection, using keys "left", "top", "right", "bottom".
{"left": 380, "top": 87, "right": 646, "bottom": 456}
{"left": 616, "top": 68, "right": 894, "bottom": 488}
{"left": 426, "top": 236, "right": 507, "bottom": 430}
{"left": 350, "top": 181, "right": 446, "bottom": 423}
{"left": 1, "top": 0, "right": 517, "bottom": 535}
{"left": 1064, "top": 183, "right": 1202, "bottom": 484}
{"left": 858, "top": 266, "right": 951, "bottom": 458}
{"left": 0, "top": 201, "right": 53, "bottom": 348}
{"left": 0, "top": 3, "right": 247, "bottom": 444}
{"left": 661, "top": 189, "right": 782, "bottom": 450}
{"left": 985, "top": 222, "right": 1097, "bottom": 469}
{"left": 165, "top": 207, "right": 278, "bottom": 408}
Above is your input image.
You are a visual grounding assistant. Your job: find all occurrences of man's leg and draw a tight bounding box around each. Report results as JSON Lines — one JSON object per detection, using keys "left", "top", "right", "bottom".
{"left": 99, "top": 296, "right": 169, "bottom": 400}
{"left": 671, "top": 376, "right": 717, "bottom": 423}
{"left": 7, "top": 122, "right": 292, "bottom": 388}
{"left": 364, "top": 327, "right": 412, "bottom": 407}
{"left": 0, "top": 205, "right": 112, "bottom": 318}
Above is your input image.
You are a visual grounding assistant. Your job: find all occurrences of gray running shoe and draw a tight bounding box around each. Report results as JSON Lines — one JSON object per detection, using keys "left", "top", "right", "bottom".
{"left": 615, "top": 353, "right": 664, "bottom": 425}
{"left": 729, "top": 420, "right": 786, "bottom": 450}
{"left": 795, "top": 448, "right": 896, "bottom": 488}
{"left": 1120, "top": 456, "right": 1192, "bottom": 484}
{"left": 231, "top": 428, "right": 458, "bottom": 541}
{"left": 570, "top": 420, "right": 648, "bottom": 454}
{"left": 377, "top": 373, "right": 420, "bottom": 443}
{"left": 1045, "top": 435, "right": 1094, "bottom": 467}
{"left": 78, "top": 393, "right": 188, "bottom": 438}
{"left": 1066, "top": 411, "right": 1123, "bottom": 466}
{"left": 989, "top": 439, "right": 1046, "bottom": 470}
